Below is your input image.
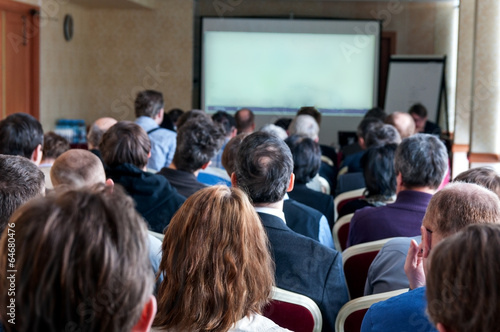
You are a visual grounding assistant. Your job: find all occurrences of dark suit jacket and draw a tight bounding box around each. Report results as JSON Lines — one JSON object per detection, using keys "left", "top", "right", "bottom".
{"left": 258, "top": 212, "right": 349, "bottom": 332}
{"left": 283, "top": 198, "right": 321, "bottom": 243}
{"left": 288, "top": 183, "right": 335, "bottom": 228}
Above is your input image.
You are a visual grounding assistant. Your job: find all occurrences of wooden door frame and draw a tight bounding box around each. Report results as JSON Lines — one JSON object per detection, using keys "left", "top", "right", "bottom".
{"left": 0, "top": 0, "right": 40, "bottom": 120}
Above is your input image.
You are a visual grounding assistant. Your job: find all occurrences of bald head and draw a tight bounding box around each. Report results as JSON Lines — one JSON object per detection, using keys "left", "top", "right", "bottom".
{"left": 87, "top": 117, "right": 117, "bottom": 150}
{"left": 385, "top": 112, "right": 415, "bottom": 139}
{"left": 51, "top": 149, "right": 106, "bottom": 188}
{"left": 424, "top": 182, "right": 500, "bottom": 239}
{"left": 235, "top": 108, "right": 255, "bottom": 134}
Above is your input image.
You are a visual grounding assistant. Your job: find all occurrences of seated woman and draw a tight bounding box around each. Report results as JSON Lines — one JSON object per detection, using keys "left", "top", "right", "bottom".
{"left": 338, "top": 143, "right": 397, "bottom": 219}
{"left": 153, "top": 185, "right": 290, "bottom": 332}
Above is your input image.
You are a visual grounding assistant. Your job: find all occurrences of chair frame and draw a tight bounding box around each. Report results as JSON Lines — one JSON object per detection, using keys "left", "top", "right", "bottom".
{"left": 332, "top": 213, "right": 354, "bottom": 252}
{"left": 334, "top": 187, "right": 365, "bottom": 221}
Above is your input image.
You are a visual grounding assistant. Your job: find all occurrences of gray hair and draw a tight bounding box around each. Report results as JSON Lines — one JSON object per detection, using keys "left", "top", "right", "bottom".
{"left": 394, "top": 134, "right": 448, "bottom": 189}
{"left": 288, "top": 115, "right": 319, "bottom": 140}
{"left": 260, "top": 124, "right": 288, "bottom": 140}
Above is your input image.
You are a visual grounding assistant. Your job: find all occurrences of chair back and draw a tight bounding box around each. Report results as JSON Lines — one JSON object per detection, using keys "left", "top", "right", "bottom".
{"left": 263, "top": 287, "right": 322, "bottom": 332}
{"left": 342, "top": 239, "right": 392, "bottom": 299}
{"left": 334, "top": 187, "right": 365, "bottom": 220}
{"left": 335, "top": 288, "right": 408, "bottom": 332}
{"left": 333, "top": 213, "right": 354, "bottom": 252}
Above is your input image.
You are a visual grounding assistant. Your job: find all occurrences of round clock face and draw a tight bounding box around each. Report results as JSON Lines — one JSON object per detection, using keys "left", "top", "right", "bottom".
{"left": 64, "top": 14, "right": 73, "bottom": 41}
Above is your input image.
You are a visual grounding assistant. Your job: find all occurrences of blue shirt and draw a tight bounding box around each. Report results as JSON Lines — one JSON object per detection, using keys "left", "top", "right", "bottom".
{"left": 135, "top": 116, "right": 176, "bottom": 172}
{"left": 361, "top": 287, "right": 437, "bottom": 332}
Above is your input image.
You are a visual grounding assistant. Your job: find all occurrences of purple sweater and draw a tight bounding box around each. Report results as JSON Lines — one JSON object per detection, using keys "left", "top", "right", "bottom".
{"left": 347, "top": 190, "right": 432, "bottom": 247}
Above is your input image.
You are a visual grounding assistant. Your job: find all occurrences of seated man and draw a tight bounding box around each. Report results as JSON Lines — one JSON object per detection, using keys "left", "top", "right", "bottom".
{"left": 158, "top": 116, "right": 225, "bottom": 197}
{"left": 100, "top": 121, "right": 185, "bottom": 233}
{"left": 39, "top": 132, "right": 70, "bottom": 189}
{"left": 409, "top": 103, "right": 441, "bottom": 136}
{"left": 364, "top": 166, "right": 500, "bottom": 295}
{"left": 427, "top": 224, "right": 500, "bottom": 332}
{"left": 210, "top": 110, "right": 236, "bottom": 170}
{"left": 360, "top": 182, "right": 500, "bottom": 332}
{"left": 87, "top": 117, "right": 117, "bottom": 160}
{"left": 233, "top": 131, "right": 348, "bottom": 332}
{"left": 0, "top": 112, "right": 44, "bottom": 165}
{"left": 0, "top": 155, "right": 45, "bottom": 234}
{"left": 235, "top": 108, "right": 255, "bottom": 134}
{"left": 134, "top": 90, "right": 176, "bottom": 171}
{"left": 0, "top": 186, "right": 156, "bottom": 332}
{"left": 347, "top": 134, "right": 448, "bottom": 247}
{"left": 385, "top": 112, "right": 415, "bottom": 139}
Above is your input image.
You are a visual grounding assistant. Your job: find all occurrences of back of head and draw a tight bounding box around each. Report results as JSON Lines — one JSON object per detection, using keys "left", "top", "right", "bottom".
{"left": 361, "top": 143, "right": 397, "bottom": 198}
{"left": 408, "top": 103, "right": 427, "bottom": 118}
{"left": 134, "top": 90, "right": 164, "bottom": 118}
{"left": 288, "top": 114, "right": 320, "bottom": 140}
{"left": 385, "top": 112, "right": 416, "bottom": 139}
{"left": 0, "top": 185, "right": 153, "bottom": 332}
{"left": 260, "top": 124, "right": 288, "bottom": 140}
{"left": 297, "top": 106, "right": 321, "bottom": 126}
{"left": 173, "top": 117, "right": 225, "bottom": 173}
{"left": 285, "top": 134, "right": 321, "bottom": 184}
{"left": 167, "top": 108, "right": 184, "bottom": 125}
{"left": 176, "top": 109, "right": 208, "bottom": 129}
{"left": 154, "top": 185, "right": 274, "bottom": 331}
{"left": 51, "top": 149, "right": 106, "bottom": 188}
{"left": 424, "top": 182, "right": 500, "bottom": 238}
{"left": 427, "top": 224, "right": 500, "bottom": 332}
{"left": 357, "top": 118, "right": 383, "bottom": 140}
{"left": 394, "top": 134, "right": 448, "bottom": 190}
{"left": 363, "top": 107, "right": 387, "bottom": 121}
{"left": 235, "top": 108, "right": 255, "bottom": 133}
{"left": 364, "top": 123, "right": 401, "bottom": 148}
{"left": 87, "top": 117, "right": 117, "bottom": 150}
{"left": 212, "top": 111, "right": 236, "bottom": 137}
{"left": 453, "top": 167, "right": 500, "bottom": 198}
{"left": 0, "top": 113, "right": 43, "bottom": 159}
{"left": 42, "top": 132, "right": 70, "bottom": 161}
{"left": 99, "top": 121, "right": 151, "bottom": 169}
{"left": 221, "top": 133, "right": 248, "bottom": 177}
{"left": 0, "top": 154, "right": 44, "bottom": 233}
{"left": 235, "top": 131, "right": 293, "bottom": 204}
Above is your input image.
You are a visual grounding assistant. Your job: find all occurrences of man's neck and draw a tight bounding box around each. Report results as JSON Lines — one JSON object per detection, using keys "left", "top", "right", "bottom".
{"left": 254, "top": 200, "right": 284, "bottom": 211}
{"left": 168, "top": 162, "right": 198, "bottom": 176}
{"left": 397, "top": 185, "right": 436, "bottom": 195}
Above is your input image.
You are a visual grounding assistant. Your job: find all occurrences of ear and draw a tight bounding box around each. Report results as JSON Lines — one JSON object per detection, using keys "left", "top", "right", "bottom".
{"left": 396, "top": 172, "right": 404, "bottom": 193}
{"left": 105, "top": 178, "right": 114, "bottom": 188}
{"left": 132, "top": 295, "right": 157, "bottom": 332}
{"left": 230, "top": 128, "right": 237, "bottom": 138}
{"left": 147, "top": 151, "right": 152, "bottom": 159}
{"left": 358, "top": 137, "right": 366, "bottom": 149}
{"left": 436, "top": 323, "right": 453, "bottom": 332}
{"left": 421, "top": 225, "right": 432, "bottom": 258}
{"left": 231, "top": 172, "right": 237, "bottom": 187}
{"left": 31, "top": 144, "right": 43, "bottom": 165}
{"left": 201, "top": 161, "right": 211, "bottom": 170}
{"left": 286, "top": 173, "right": 295, "bottom": 192}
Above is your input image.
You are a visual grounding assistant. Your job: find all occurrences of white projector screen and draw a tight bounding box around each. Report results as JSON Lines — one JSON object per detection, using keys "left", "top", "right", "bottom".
{"left": 201, "top": 18, "right": 380, "bottom": 116}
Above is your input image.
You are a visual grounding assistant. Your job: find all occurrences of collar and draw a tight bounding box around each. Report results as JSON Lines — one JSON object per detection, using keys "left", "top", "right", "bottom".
{"left": 254, "top": 206, "right": 286, "bottom": 224}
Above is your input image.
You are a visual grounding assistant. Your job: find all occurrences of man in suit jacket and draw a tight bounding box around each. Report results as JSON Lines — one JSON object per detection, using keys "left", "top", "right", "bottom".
{"left": 232, "top": 131, "right": 349, "bottom": 332}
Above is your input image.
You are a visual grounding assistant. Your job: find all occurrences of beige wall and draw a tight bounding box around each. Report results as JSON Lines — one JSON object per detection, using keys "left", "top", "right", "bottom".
{"left": 15, "top": 0, "right": 193, "bottom": 131}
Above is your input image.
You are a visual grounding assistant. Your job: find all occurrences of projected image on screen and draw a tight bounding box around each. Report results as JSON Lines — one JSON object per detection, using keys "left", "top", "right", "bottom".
{"left": 202, "top": 18, "right": 380, "bottom": 116}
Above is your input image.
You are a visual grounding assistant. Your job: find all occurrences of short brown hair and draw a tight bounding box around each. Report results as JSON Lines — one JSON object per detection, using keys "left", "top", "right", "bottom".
{"left": 408, "top": 103, "right": 428, "bottom": 118}
{"left": 51, "top": 149, "right": 106, "bottom": 188}
{"left": 42, "top": 132, "right": 70, "bottom": 160}
{"left": 154, "top": 185, "right": 274, "bottom": 331}
{"left": 99, "top": 121, "right": 151, "bottom": 169}
{"left": 134, "top": 90, "right": 164, "bottom": 118}
{"left": 424, "top": 182, "right": 500, "bottom": 238}
{"left": 453, "top": 167, "right": 500, "bottom": 198}
{"left": 0, "top": 185, "right": 153, "bottom": 332}
{"left": 427, "top": 224, "right": 500, "bottom": 332}
{"left": 221, "top": 133, "right": 248, "bottom": 177}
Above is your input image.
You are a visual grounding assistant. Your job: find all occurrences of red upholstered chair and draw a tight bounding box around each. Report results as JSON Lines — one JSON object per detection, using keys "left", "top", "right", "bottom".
{"left": 335, "top": 289, "right": 408, "bottom": 332}
{"left": 334, "top": 188, "right": 365, "bottom": 221}
{"left": 263, "top": 287, "right": 322, "bottom": 332}
{"left": 333, "top": 213, "right": 354, "bottom": 252}
{"left": 342, "top": 239, "right": 392, "bottom": 299}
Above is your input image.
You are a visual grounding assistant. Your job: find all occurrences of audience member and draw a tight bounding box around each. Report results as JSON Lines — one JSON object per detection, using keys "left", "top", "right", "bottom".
{"left": 288, "top": 114, "right": 319, "bottom": 140}
{"left": 0, "top": 113, "right": 44, "bottom": 165}
{"left": 363, "top": 123, "right": 401, "bottom": 147}
{"left": 409, "top": 103, "right": 441, "bottom": 136}
{"left": 361, "top": 183, "right": 500, "bottom": 332}
{"left": 100, "top": 121, "right": 185, "bottom": 233}
{"left": 364, "top": 166, "right": 500, "bottom": 295}
{"left": 86, "top": 117, "right": 117, "bottom": 160}
{"left": 297, "top": 106, "right": 322, "bottom": 125}
{"left": 134, "top": 90, "right": 176, "bottom": 171}
{"left": 260, "top": 123, "right": 288, "bottom": 140}
{"left": 274, "top": 117, "right": 292, "bottom": 131}
{"left": 153, "top": 185, "right": 290, "bottom": 331}
{"left": 347, "top": 134, "right": 448, "bottom": 247}
{"left": 210, "top": 111, "right": 237, "bottom": 170}
{"left": 235, "top": 108, "right": 255, "bottom": 134}
{"left": 0, "top": 154, "right": 44, "bottom": 234}
{"left": 158, "top": 117, "right": 225, "bottom": 197}
{"left": 223, "top": 133, "right": 334, "bottom": 248}
{"left": 338, "top": 144, "right": 398, "bottom": 219}
{"left": 233, "top": 131, "right": 348, "bottom": 332}
{"left": 286, "top": 134, "right": 335, "bottom": 227}
{"left": 175, "top": 109, "right": 207, "bottom": 128}
{"left": 0, "top": 186, "right": 156, "bottom": 332}
{"left": 427, "top": 224, "right": 500, "bottom": 332}
{"left": 385, "top": 112, "right": 415, "bottom": 139}
{"left": 167, "top": 108, "right": 184, "bottom": 130}
{"left": 39, "top": 132, "right": 70, "bottom": 189}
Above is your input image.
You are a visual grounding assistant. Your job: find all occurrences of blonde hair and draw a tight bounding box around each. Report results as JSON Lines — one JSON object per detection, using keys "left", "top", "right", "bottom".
{"left": 154, "top": 185, "right": 274, "bottom": 331}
